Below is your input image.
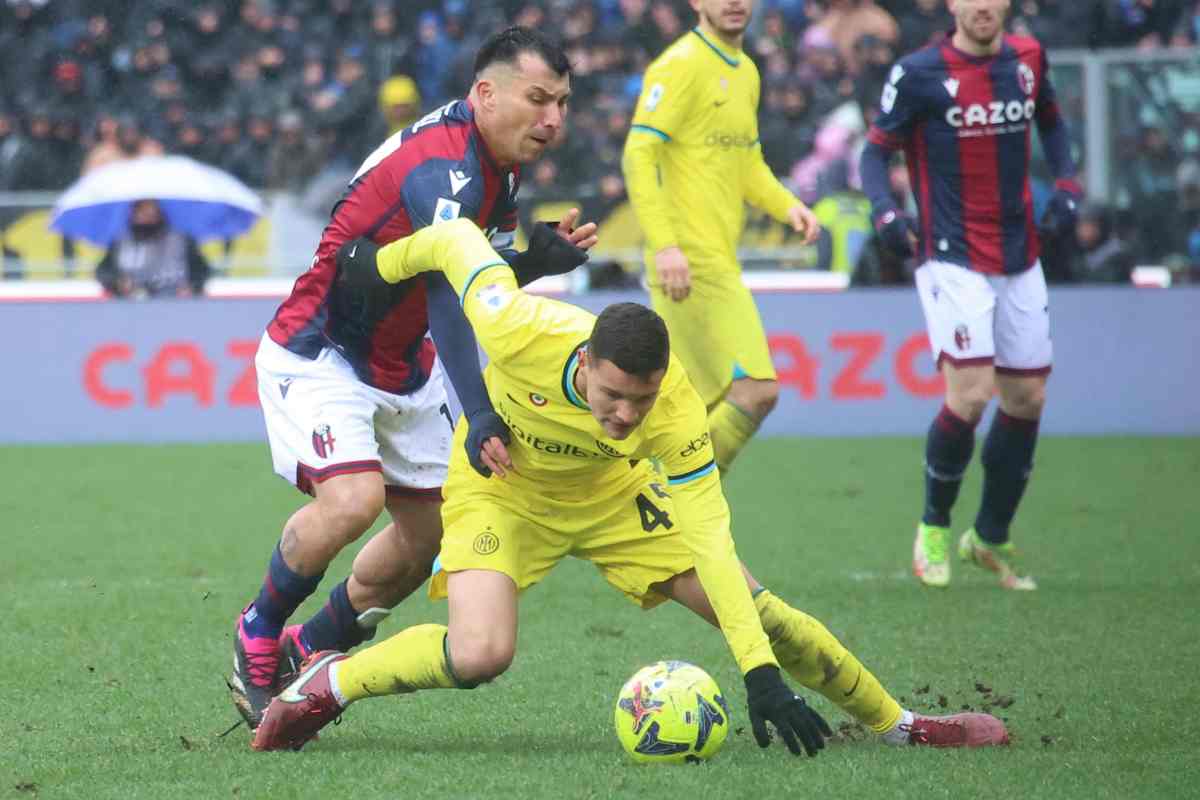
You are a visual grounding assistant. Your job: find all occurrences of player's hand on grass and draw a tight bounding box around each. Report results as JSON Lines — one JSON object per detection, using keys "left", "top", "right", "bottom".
{"left": 874, "top": 209, "right": 918, "bottom": 259}
{"left": 556, "top": 207, "right": 598, "bottom": 251}
{"left": 744, "top": 664, "right": 832, "bottom": 757}
{"left": 465, "top": 410, "right": 513, "bottom": 478}
{"left": 788, "top": 203, "right": 821, "bottom": 246}
{"left": 655, "top": 246, "right": 691, "bottom": 302}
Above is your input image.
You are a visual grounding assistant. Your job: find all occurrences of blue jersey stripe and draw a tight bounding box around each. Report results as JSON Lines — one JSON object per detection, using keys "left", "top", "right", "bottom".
{"left": 630, "top": 124, "right": 670, "bottom": 142}
{"left": 668, "top": 460, "right": 716, "bottom": 485}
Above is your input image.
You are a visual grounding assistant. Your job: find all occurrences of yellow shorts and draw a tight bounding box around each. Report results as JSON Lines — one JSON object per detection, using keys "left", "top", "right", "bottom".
{"left": 429, "top": 463, "right": 693, "bottom": 608}
{"left": 648, "top": 263, "right": 776, "bottom": 408}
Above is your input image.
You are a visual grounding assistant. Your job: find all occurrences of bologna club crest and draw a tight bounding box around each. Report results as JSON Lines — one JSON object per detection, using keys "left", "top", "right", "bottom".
{"left": 954, "top": 324, "right": 972, "bottom": 351}
{"left": 312, "top": 424, "right": 336, "bottom": 458}
{"left": 1018, "top": 62, "right": 1036, "bottom": 96}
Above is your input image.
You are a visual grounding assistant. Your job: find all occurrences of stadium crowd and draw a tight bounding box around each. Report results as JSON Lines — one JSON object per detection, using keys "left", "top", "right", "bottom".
{"left": 1, "top": 0, "right": 1199, "bottom": 281}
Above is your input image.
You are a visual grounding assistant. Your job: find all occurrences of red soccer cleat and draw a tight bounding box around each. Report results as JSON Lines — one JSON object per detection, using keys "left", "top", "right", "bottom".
{"left": 251, "top": 650, "right": 348, "bottom": 751}
{"left": 905, "top": 713, "right": 1010, "bottom": 747}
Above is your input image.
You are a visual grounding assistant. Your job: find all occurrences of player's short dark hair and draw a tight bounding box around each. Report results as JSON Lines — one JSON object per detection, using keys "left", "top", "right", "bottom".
{"left": 474, "top": 26, "right": 571, "bottom": 79}
{"left": 589, "top": 303, "right": 670, "bottom": 378}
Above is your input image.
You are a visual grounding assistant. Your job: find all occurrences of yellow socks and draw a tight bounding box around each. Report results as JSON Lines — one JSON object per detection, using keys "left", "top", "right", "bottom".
{"left": 707, "top": 400, "right": 759, "bottom": 471}
{"left": 754, "top": 590, "right": 903, "bottom": 734}
{"left": 333, "top": 623, "right": 458, "bottom": 704}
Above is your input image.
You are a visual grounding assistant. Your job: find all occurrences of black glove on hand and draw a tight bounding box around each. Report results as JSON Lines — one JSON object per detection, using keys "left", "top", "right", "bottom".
{"left": 744, "top": 664, "right": 832, "bottom": 757}
{"left": 335, "top": 237, "right": 385, "bottom": 290}
{"left": 509, "top": 222, "right": 589, "bottom": 287}
{"left": 875, "top": 209, "right": 918, "bottom": 259}
{"left": 464, "top": 409, "right": 511, "bottom": 478}
{"left": 1040, "top": 185, "right": 1081, "bottom": 241}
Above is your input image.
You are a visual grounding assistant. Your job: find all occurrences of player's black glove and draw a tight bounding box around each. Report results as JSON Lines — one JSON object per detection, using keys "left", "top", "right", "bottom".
{"left": 335, "top": 236, "right": 386, "bottom": 291}
{"left": 744, "top": 664, "right": 832, "bottom": 757}
{"left": 464, "top": 409, "right": 511, "bottom": 478}
{"left": 1040, "top": 182, "right": 1082, "bottom": 241}
{"left": 874, "top": 209, "right": 918, "bottom": 259}
{"left": 508, "top": 222, "right": 589, "bottom": 287}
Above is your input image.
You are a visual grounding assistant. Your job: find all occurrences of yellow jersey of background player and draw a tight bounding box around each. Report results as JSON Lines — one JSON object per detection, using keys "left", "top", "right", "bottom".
{"left": 622, "top": 0, "right": 820, "bottom": 472}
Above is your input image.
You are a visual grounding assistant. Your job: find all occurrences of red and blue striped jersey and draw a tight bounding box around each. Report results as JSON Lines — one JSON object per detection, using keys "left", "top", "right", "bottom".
{"left": 866, "top": 34, "right": 1064, "bottom": 275}
{"left": 267, "top": 100, "right": 521, "bottom": 393}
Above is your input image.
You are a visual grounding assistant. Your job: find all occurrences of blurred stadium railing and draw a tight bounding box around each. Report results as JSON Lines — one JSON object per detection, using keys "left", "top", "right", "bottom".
{"left": 2, "top": 47, "right": 1197, "bottom": 289}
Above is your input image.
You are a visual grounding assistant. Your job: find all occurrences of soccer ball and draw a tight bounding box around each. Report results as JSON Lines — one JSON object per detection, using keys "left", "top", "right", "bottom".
{"left": 613, "top": 660, "right": 730, "bottom": 764}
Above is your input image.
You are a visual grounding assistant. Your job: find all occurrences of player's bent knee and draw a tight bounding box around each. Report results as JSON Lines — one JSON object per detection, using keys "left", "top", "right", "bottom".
{"left": 448, "top": 637, "right": 515, "bottom": 685}
{"left": 947, "top": 387, "right": 992, "bottom": 424}
{"left": 317, "top": 484, "right": 385, "bottom": 545}
{"left": 728, "top": 379, "right": 779, "bottom": 421}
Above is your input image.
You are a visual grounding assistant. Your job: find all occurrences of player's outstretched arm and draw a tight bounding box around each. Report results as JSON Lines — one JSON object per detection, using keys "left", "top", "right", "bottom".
{"left": 335, "top": 220, "right": 578, "bottom": 374}
{"left": 425, "top": 273, "right": 512, "bottom": 478}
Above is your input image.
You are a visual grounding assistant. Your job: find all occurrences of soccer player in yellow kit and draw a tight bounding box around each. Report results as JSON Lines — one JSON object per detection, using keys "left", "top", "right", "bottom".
{"left": 251, "top": 219, "right": 1009, "bottom": 754}
{"left": 622, "top": 0, "right": 820, "bottom": 471}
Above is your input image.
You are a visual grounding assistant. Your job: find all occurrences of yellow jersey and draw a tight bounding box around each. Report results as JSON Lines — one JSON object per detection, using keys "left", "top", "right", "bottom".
{"left": 623, "top": 28, "right": 799, "bottom": 272}
{"left": 374, "top": 219, "right": 778, "bottom": 674}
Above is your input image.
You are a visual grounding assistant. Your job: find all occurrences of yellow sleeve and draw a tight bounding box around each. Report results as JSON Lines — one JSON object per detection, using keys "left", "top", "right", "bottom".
{"left": 621, "top": 55, "right": 700, "bottom": 254}
{"left": 373, "top": 218, "right": 561, "bottom": 370}
{"left": 744, "top": 149, "right": 800, "bottom": 223}
{"left": 621, "top": 132, "right": 676, "bottom": 254}
{"left": 648, "top": 376, "right": 778, "bottom": 675}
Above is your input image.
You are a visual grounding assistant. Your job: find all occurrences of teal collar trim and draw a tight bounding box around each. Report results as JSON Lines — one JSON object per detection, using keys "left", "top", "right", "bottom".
{"left": 561, "top": 342, "right": 590, "bottom": 410}
{"left": 691, "top": 28, "right": 740, "bottom": 67}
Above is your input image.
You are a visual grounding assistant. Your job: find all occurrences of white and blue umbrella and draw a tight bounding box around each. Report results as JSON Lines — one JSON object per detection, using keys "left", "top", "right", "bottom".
{"left": 50, "top": 155, "right": 264, "bottom": 246}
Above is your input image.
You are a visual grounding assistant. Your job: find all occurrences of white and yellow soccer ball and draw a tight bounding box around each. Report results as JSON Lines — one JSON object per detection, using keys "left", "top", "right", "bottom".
{"left": 614, "top": 660, "right": 730, "bottom": 764}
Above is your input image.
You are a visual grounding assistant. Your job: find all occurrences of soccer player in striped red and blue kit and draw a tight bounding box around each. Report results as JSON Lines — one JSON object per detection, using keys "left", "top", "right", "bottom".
{"left": 860, "top": 0, "right": 1080, "bottom": 591}
{"left": 229, "top": 28, "right": 596, "bottom": 730}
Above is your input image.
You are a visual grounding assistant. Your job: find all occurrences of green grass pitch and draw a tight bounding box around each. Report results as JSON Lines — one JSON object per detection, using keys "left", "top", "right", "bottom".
{"left": 2, "top": 437, "right": 1196, "bottom": 799}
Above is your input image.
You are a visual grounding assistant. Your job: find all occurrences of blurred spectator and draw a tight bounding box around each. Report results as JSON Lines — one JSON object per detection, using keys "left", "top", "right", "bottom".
{"left": 812, "top": 160, "right": 873, "bottom": 279}
{"left": 896, "top": 0, "right": 953, "bottom": 54}
{"left": 1122, "top": 119, "right": 1180, "bottom": 260}
{"left": 1068, "top": 203, "right": 1135, "bottom": 282}
{"left": 411, "top": 11, "right": 457, "bottom": 108}
{"left": 1010, "top": 0, "right": 1107, "bottom": 48}
{"left": 1104, "top": 0, "right": 1187, "bottom": 48}
{"left": 95, "top": 199, "right": 211, "bottom": 298}
{"left": 226, "top": 112, "right": 274, "bottom": 188}
{"left": 760, "top": 78, "right": 818, "bottom": 175}
{"left": 5, "top": 107, "right": 75, "bottom": 190}
{"left": 365, "top": 1, "right": 412, "bottom": 83}
{"left": 807, "top": 0, "right": 898, "bottom": 76}
{"left": 379, "top": 75, "right": 422, "bottom": 136}
{"left": 307, "top": 48, "right": 375, "bottom": 166}
{"left": 266, "top": 110, "right": 326, "bottom": 192}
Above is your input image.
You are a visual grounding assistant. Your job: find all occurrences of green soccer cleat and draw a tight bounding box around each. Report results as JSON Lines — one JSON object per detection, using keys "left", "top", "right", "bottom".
{"left": 912, "top": 523, "right": 951, "bottom": 587}
{"left": 958, "top": 528, "right": 1037, "bottom": 590}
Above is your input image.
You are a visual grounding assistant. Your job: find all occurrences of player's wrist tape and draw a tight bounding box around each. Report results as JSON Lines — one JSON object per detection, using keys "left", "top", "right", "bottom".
{"left": 509, "top": 222, "right": 589, "bottom": 287}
